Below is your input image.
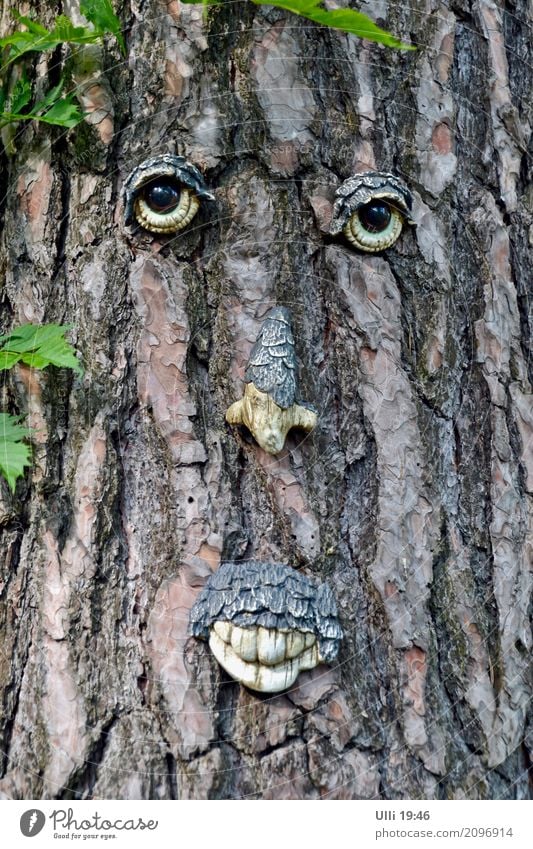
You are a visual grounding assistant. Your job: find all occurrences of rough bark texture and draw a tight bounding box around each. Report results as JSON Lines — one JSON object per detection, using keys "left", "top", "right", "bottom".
{"left": 0, "top": 0, "right": 532, "bottom": 800}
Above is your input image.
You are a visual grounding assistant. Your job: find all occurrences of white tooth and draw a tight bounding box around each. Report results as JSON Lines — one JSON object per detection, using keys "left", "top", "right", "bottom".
{"left": 255, "top": 659, "right": 300, "bottom": 693}
{"left": 257, "top": 628, "right": 286, "bottom": 666}
{"left": 230, "top": 625, "right": 258, "bottom": 662}
{"left": 304, "top": 632, "right": 316, "bottom": 648}
{"left": 209, "top": 631, "right": 300, "bottom": 693}
{"left": 213, "top": 621, "right": 232, "bottom": 643}
{"left": 285, "top": 631, "right": 305, "bottom": 659}
{"left": 299, "top": 643, "right": 320, "bottom": 671}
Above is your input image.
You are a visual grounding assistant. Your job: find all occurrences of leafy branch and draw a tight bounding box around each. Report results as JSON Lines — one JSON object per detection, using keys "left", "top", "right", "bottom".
{"left": 0, "top": 0, "right": 124, "bottom": 136}
{"left": 0, "top": 72, "right": 82, "bottom": 130}
{"left": 182, "top": 0, "right": 414, "bottom": 50}
{"left": 0, "top": 325, "right": 82, "bottom": 493}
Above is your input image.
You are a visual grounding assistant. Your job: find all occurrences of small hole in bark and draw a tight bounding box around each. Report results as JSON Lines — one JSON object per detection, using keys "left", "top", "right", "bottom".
{"left": 188, "top": 496, "right": 194, "bottom": 503}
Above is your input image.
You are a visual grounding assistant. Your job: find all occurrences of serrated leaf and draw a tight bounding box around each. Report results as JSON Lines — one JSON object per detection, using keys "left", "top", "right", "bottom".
{"left": 0, "top": 103, "right": 84, "bottom": 129}
{"left": 0, "top": 31, "right": 39, "bottom": 65}
{"left": 38, "top": 97, "right": 84, "bottom": 128}
{"left": 23, "top": 338, "right": 81, "bottom": 371}
{"left": 11, "top": 12, "right": 49, "bottom": 37}
{"left": 28, "top": 79, "right": 65, "bottom": 114}
{"left": 0, "top": 31, "right": 36, "bottom": 49}
{"left": 8, "top": 71, "right": 32, "bottom": 114}
{"left": 181, "top": 0, "right": 414, "bottom": 49}
{"left": 1, "top": 5, "right": 121, "bottom": 71}
{"left": 251, "top": 0, "right": 415, "bottom": 49}
{"left": 19, "top": 352, "right": 52, "bottom": 369}
{"left": 52, "top": 15, "right": 94, "bottom": 43}
{"left": 0, "top": 414, "right": 32, "bottom": 493}
{"left": 0, "top": 324, "right": 83, "bottom": 375}
{"left": 80, "top": 0, "right": 126, "bottom": 53}
{"left": 26, "top": 79, "right": 85, "bottom": 128}
{"left": 0, "top": 350, "right": 20, "bottom": 370}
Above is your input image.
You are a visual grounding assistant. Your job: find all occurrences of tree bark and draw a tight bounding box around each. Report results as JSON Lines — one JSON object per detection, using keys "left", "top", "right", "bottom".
{"left": 0, "top": 0, "right": 531, "bottom": 800}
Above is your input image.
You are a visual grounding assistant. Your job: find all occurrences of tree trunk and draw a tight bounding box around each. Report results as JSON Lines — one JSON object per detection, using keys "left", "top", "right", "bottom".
{"left": 0, "top": 0, "right": 531, "bottom": 800}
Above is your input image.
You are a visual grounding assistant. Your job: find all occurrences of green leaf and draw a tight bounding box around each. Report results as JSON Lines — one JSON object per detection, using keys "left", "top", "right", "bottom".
{"left": 0, "top": 414, "right": 32, "bottom": 493}
{"left": 37, "top": 96, "right": 84, "bottom": 128}
{"left": 29, "top": 78, "right": 65, "bottom": 113}
{"left": 0, "top": 80, "right": 85, "bottom": 131}
{"left": 0, "top": 31, "right": 41, "bottom": 65}
{"left": 80, "top": 0, "right": 126, "bottom": 53}
{"left": 29, "top": 80, "right": 83, "bottom": 127}
{"left": 0, "top": 325, "right": 82, "bottom": 491}
{"left": 11, "top": 12, "right": 49, "bottom": 37}
{"left": 52, "top": 15, "right": 94, "bottom": 44}
{"left": 0, "top": 324, "right": 83, "bottom": 375}
{"left": 0, "top": 4, "right": 123, "bottom": 70}
{"left": 0, "top": 104, "right": 84, "bottom": 129}
{"left": 251, "top": 0, "right": 414, "bottom": 49}
{"left": 180, "top": 0, "right": 414, "bottom": 48}
{"left": 0, "top": 351, "right": 20, "bottom": 370}
{"left": 8, "top": 71, "right": 32, "bottom": 114}
{"left": 19, "top": 352, "right": 54, "bottom": 369}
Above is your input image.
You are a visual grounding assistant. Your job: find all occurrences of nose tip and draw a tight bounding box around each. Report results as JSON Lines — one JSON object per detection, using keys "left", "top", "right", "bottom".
{"left": 259, "top": 428, "right": 282, "bottom": 453}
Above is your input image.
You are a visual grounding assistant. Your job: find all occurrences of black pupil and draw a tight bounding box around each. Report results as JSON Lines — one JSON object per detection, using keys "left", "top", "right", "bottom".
{"left": 144, "top": 180, "right": 181, "bottom": 213}
{"left": 358, "top": 201, "right": 391, "bottom": 233}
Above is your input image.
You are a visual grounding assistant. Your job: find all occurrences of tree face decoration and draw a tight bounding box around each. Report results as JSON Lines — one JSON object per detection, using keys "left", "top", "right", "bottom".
{"left": 226, "top": 307, "right": 317, "bottom": 454}
{"left": 123, "top": 154, "right": 214, "bottom": 234}
{"left": 189, "top": 561, "right": 343, "bottom": 693}
{"left": 329, "top": 171, "right": 414, "bottom": 252}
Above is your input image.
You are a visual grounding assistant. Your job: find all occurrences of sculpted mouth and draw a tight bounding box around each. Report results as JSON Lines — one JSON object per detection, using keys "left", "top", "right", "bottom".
{"left": 209, "top": 622, "right": 320, "bottom": 693}
{"left": 189, "top": 560, "right": 343, "bottom": 693}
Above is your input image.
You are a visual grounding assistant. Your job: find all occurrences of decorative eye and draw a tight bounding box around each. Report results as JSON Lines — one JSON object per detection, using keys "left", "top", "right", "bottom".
{"left": 329, "top": 171, "right": 414, "bottom": 252}
{"left": 123, "top": 154, "right": 214, "bottom": 235}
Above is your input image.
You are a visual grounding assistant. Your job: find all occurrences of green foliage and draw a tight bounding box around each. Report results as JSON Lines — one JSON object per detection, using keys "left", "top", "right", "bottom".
{"left": 181, "top": 0, "right": 414, "bottom": 49}
{"left": 0, "top": 0, "right": 125, "bottom": 137}
{"left": 0, "top": 324, "right": 83, "bottom": 374}
{"left": 0, "top": 415, "right": 32, "bottom": 494}
{"left": 0, "top": 325, "right": 82, "bottom": 492}
{"left": 0, "top": 5, "right": 125, "bottom": 68}
{"left": 0, "top": 73, "right": 84, "bottom": 130}
{"left": 80, "top": 0, "right": 126, "bottom": 54}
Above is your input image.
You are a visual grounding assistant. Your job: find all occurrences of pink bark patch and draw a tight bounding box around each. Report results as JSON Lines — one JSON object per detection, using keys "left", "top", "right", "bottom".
{"left": 436, "top": 32, "right": 455, "bottom": 83}
{"left": 404, "top": 646, "right": 427, "bottom": 716}
{"left": 432, "top": 122, "right": 453, "bottom": 155}
{"left": 131, "top": 257, "right": 207, "bottom": 464}
{"left": 270, "top": 141, "right": 299, "bottom": 175}
{"left": 17, "top": 158, "right": 53, "bottom": 243}
{"left": 309, "top": 194, "right": 333, "bottom": 233}
{"left": 147, "top": 575, "right": 214, "bottom": 759}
